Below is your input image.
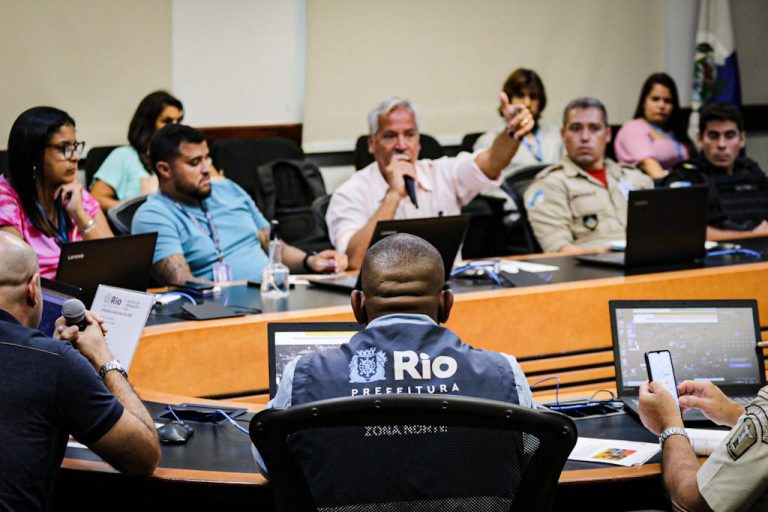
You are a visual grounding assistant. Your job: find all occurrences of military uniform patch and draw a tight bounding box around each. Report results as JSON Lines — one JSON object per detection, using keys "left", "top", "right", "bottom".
{"left": 727, "top": 417, "right": 758, "bottom": 460}
{"left": 746, "top": 405, "right": 768, "bottom": 444}
{"left": 583, "top": 214, "right": 599, "bottom": 230}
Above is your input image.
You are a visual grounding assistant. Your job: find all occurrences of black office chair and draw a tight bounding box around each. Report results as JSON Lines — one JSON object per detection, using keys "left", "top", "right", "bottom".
{"left": 311, "top": 194, "right": 332, "bottom": 237}
{"left": 84, "top": 145, "right": 119, "bottom": 188}
{"left": 250, "top": 394, "right": 576, "bottom": 512}
{"left": 605, "top": 124, "right": 622, "bottom": 162}
{"left": 460, "top": 195, "right": 507, "bottom": 259}
{"left": 500, "top": 164, "right": 549, "bottom": 254}
{"left": 460, "top": 131, "right": 484, "bottom": 153}
{"left": 107, "top": 194, "right": 148, "bottom": 235}
{"left": 353, "top": 134, "right": 445, "bottom": 170}
{"left": 210, "top": 138, "right": 305, "bottom": 178}
{"left": 0, "top": 150, "right": 8, "bottom": 177}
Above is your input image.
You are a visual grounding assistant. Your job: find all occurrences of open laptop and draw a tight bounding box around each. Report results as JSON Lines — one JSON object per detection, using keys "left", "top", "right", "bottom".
{"left": 268, "top": 322, "right": 362, "bottom": 398}
{"left": 55, "top": 232, "right": 157, "bottom": 307}
{"left": 39, "top": 278, "right": 82, "bottom": 338}
{"left": 307, "top": 215, "right": 470, "bottom": 292}
{"left": 610, "top": 300, "right": 765, "bottom": 424}
{"left": 576, "top": 186, "right": 708, "bottom": 270}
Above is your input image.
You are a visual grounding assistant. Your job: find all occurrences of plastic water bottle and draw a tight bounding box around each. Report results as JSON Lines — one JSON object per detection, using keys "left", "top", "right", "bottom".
{"left": 261, "top": 221, "right": 290, "bottom": 299}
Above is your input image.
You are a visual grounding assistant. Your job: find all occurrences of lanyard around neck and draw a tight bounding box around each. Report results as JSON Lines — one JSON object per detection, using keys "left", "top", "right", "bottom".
{"left": 162, "top": 194, "right": 224, "bottom": 262}
{"left": 521, "top": 128, "right": 544, "bottom": 162}
{"left": 35, "top": 201, "right": 69, "bottom": 244}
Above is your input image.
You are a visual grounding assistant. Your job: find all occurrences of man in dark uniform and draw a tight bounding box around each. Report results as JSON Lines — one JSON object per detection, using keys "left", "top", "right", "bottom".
{"left": 253, "top": 233, "right": 534, "bottom": 476}
{"left": 663, "top": 103, "right": 768, "bottom": 238}
{"left": 270, "top": 233, "right": 533, "bottom": 408}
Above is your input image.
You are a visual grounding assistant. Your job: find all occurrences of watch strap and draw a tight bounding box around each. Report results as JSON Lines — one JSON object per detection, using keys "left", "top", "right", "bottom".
{"left": 98, "top": 360, "right": 128, "bottom": 380}
{"left": 659, "top": 427, "right": 689, "bottom": 446}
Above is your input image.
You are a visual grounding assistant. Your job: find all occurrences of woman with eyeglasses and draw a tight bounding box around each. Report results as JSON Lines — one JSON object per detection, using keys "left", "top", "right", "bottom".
{"left": 614, "top": 72, "right": 695, "bottom": 180}
{"left": 90, "top": 90, "right": 184, "bottom": 211}
{"left": 0, "top": 107, "right": 113, "bottom": 278}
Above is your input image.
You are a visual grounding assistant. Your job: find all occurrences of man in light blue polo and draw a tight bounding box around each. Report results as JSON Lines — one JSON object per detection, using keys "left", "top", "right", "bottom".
{"left": 132, "top": 124, "right": 346, "bottom": 284}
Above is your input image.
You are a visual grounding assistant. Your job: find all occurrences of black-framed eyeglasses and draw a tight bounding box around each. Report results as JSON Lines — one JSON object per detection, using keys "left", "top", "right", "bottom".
{"left": 46, "top": 141, "right": 85, "bottom": 160}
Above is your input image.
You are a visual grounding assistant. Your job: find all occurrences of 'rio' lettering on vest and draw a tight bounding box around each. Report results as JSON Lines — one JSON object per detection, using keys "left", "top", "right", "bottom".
{"left": 394, "top": 351, "right": 458, "bottom": 380}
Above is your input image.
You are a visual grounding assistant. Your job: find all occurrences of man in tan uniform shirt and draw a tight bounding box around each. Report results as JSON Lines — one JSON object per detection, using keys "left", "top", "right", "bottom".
{"left": 523, "top": 97, "right": 653, "bottom": 253}
{"left": 640, "top": 378, "right": 768, "bottom": 511}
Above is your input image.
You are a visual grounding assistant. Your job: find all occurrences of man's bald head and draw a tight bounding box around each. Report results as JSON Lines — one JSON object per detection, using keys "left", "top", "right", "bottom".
{"left": 353, "top": 234, "right": 452, "bottom": 324}
{"left": 0, "top": 232, "right": 42, "bottom": 328}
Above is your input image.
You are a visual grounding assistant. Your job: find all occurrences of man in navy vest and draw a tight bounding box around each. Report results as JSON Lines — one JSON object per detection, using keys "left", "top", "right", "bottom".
{"left": 271, "top": 233, "right": 534, "bottom": 408}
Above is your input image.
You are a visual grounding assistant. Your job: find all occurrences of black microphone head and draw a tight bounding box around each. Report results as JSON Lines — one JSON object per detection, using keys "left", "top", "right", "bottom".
{"left": 61, "top": 298, "right": 87, "bottom": 323}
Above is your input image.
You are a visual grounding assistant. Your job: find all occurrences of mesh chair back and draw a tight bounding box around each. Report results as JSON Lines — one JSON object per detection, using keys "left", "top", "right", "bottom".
{"left": 501, "top": 164, "right": 549, "bottom": 254}
{"left": 107, "top": 194, "right": 149, "bottom": 235}
{"left": 353, "top": 134, "right": 445, "bottom": 170}
{"left": 251, "top": 395, "right": 576, "bottom": 512}
{"left": 84, "top": 146, "right": 119, "bottom": 187}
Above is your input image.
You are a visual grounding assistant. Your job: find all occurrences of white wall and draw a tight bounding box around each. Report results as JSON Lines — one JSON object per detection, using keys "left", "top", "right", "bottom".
{"left": 303, "top": 0, "right": 667, "bottom": 151}
{"left": 171, "top": 0, "right": 306, "bottom": 127}
{"left": 1, "top": 0, "right": 766, "bottom": 162}
{"left": 0, "top": 0, "right": 172, "bottom": 149}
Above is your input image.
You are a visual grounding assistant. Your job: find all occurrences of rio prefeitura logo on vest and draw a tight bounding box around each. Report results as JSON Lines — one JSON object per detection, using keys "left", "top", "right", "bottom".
{"left": 348, "top": 348, "right": 460, "bottom": 396}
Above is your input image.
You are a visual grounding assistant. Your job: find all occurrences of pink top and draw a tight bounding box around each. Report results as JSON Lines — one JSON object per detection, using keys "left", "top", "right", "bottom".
{"left": 614, "top": 118, "right": 689, "bottom": 170}
{"left": 326, "top": 152, "right": 500, "bottom": 254}
{"left": 0, "top": 175, "right": 101, "bottom": 279}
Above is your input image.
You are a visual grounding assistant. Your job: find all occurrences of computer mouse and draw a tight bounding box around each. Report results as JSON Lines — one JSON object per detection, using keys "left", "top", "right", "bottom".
{"left": 157, "top": 421, "right": 194, "bottom": 444}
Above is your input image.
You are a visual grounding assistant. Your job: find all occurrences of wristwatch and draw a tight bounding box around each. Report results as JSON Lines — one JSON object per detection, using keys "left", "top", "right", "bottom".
{"left": 98, "top": 360, "right": 128, "bottom": 380}
{"left": 659, "top": 427, "right": 689, "bottom": 446}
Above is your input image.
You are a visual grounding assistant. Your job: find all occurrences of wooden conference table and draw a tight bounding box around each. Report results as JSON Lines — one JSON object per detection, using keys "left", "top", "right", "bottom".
{"left": 130, "top": 239, "right": 768, "bottom": 398}
{"left": 57, "top": 240, "right": 768, "bottom": 510}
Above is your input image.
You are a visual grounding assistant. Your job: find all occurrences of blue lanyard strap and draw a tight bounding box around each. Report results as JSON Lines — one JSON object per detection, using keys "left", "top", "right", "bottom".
{"left": 521, "top": 128, "right": 544, "bottom": 162}
{"left": 161, "top": 194, "right": 224, "bottom": 262}
{"left": 35, "top": 201, "right": 69, "bottom": 244}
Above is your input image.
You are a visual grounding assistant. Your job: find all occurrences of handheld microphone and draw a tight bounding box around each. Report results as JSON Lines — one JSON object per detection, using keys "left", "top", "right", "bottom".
{"left": 403, "top": 175, "right": 419, "bottom": 208}
{"left": 61, "top": 299, "right": 89, "bottom": 331}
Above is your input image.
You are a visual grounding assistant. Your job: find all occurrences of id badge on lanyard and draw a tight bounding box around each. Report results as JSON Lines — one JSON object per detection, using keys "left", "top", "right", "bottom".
{"left": 212, "top": 261, "right": 232, "bottom": 283}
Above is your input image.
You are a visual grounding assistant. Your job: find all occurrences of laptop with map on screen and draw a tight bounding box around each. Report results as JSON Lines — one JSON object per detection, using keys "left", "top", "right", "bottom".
{"left": 267, "top": 322, "right": 363, "bottom": 398}
{"left": 610, "top": 300, "right": 765, "bottom": 424}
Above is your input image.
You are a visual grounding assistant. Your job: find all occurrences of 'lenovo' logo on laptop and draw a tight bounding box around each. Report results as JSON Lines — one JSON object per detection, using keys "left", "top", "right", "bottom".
{"left": 66, "top": 253, "right": 85, "bottom": 261}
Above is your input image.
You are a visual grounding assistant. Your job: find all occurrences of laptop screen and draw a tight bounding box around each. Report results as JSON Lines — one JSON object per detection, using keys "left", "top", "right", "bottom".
{"left": 268, "top": 322, "right": 362, "bottom": 398}
{"left": 373, "top": 215, "right": 470, "bottom": 281}
{"left": 56, "top": 232, "right": 157, "bottom": 307}
{"left": 611, "top": 300, "right": 764, "bottom": 395}
{"left": 39, "top": 278, "right": 81, "bottom": 337}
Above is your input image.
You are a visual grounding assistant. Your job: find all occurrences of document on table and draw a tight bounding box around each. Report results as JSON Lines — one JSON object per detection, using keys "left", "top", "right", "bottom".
{"left": 90, "top": 285, "right": 154, "bottom": 370}
{"left": 687, "top": 428, "right": 728, "bottom": 456}
{"left": 498, "top": 260, "right": 559, "bottom": 273}
{"left": 569, "top": 437, "right": 660, "bottom": 467}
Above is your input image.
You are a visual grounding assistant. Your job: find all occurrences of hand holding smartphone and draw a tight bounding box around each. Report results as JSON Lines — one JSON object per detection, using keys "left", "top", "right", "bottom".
{"left": 645, "top": 350, "right": 680, "bottom": 407}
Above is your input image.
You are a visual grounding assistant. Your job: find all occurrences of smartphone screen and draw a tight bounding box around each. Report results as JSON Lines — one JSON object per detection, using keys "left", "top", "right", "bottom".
{"left": 645, "top": 350, "right": 680, "bottom": 406}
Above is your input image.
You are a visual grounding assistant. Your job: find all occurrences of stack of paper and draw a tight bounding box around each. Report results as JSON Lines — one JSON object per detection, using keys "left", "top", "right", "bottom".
{"left": 569, "top": 437, "right": 659, "bottom": 467}
{"left": 687, "top": 428, "right": 728, "bottom": 456}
